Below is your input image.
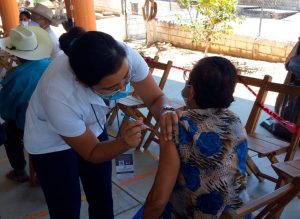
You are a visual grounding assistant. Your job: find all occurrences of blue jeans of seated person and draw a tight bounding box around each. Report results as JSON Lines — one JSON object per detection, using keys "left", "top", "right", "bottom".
{"left": 30, "top": 129, "right": 113, "bottom": 219}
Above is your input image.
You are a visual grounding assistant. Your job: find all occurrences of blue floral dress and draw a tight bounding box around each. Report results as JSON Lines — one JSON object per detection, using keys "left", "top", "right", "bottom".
{"left": 166, "top": 108, "right": 248, "bottom": 219}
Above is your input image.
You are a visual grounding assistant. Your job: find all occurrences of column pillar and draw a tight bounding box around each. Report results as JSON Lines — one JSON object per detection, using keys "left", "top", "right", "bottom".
{"left": 0, "top": 0, "right": 19, "bottom": 36}
{"left": 64, "top": 0, "right": 73, "bottom": 20}
{"left": 72, "top": 0, "right": 96, "bottom": 31}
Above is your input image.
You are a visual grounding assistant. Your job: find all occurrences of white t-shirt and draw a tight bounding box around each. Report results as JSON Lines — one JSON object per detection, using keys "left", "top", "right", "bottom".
{"left": 46, "top": 27, "right": 63, "bottom": 60}
{"left": 24, "top": 43, "right": 149, "bottom": 154}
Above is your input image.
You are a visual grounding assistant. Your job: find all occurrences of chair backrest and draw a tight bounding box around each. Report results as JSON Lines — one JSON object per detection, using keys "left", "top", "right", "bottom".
{"left": 241, "top": 74, "right": 300, "bottom": 161}
{"left": 220, "top": 175, "right": 300, "bottom": 219}
{"left": 131, "top": 56, "right": 172, "bottom": 98}
{"left": 263, "top": 81, "right": 300, "bottom": 161}
{"left": 239, "top": 74, "right": 273, "bottom": 134}
{"left": 147, "top": 56, "right": 159, "bottom": 75}
{"left": 144, "top": 57, "right": 173, "bottom": 90}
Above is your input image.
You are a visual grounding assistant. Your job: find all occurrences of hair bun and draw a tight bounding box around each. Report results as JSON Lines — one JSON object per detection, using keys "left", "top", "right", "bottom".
{"left": 59, "top": 27, "right": 85, "bottom": 56}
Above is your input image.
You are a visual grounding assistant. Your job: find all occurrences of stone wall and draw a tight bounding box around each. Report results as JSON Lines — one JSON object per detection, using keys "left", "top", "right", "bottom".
{"left": 238, "top": 0, "right": 300, "bottom": 10}
{"left": 146, "top": 20, "right": 296, "bottom": 62}
{"left": 94, "top": 0, "right": 122, "bottom": 14}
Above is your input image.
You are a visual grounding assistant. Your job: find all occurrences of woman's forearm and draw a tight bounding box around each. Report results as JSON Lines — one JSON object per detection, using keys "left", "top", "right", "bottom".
{"left": 61, "top": 129, "right": 131, "bottom": 163}
{"left": 148, "top": 93, "right": 172, "bottom": 119}
{"left": 131, "top": 74, "right": 172, "bottom": 120}
{"left": 88, "top": 138, "right": 131, "bottom": 163}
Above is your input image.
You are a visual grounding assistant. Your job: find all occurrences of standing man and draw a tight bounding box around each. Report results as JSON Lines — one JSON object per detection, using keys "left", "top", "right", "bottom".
{"left": 0, "top": 26, "right": 52, "bottom": 182}
{"left": 28, "top": 3, "right": 63, "bottom": 60}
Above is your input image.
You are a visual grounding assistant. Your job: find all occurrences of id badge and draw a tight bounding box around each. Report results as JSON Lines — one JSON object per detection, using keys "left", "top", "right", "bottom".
{"left": 115, "top": 152, "right": 134, "bottom": 175}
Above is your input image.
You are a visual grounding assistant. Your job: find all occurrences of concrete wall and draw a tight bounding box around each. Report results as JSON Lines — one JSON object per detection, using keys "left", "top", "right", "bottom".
{"left": 94, "top": 0, "right": 122, "bottom": 14}
{"left": 238, "top": 0, "right": 300, "bottom": 10}
{"left": 146, "top": 20, "right": 296, "bottom": 62}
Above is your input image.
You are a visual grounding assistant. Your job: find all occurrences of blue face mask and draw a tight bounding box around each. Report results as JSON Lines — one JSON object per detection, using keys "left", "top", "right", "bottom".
{"left": 96, "top": 82, "right": 131, "bottom": 100}
{"left": 181, "top": 84, "right": 192, "bottom": 105}
{"left": 181, "top": 88, "right": 188, "bottom": 105}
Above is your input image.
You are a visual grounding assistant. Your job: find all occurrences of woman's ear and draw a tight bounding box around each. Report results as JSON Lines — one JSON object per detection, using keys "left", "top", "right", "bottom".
{"left": 75, "top": 77, "right": 88, "bottom": 87}
{"left": 188, "top": 85, "right": 195, "bottom": 101}
{"left": 187, "top": 85, "right": 199, "bottom": 108}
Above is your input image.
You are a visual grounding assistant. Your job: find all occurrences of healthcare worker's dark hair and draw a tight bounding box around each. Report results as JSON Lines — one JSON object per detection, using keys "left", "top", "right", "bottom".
{"left": 59, "top": 27, "right": 127, "bottom": 86}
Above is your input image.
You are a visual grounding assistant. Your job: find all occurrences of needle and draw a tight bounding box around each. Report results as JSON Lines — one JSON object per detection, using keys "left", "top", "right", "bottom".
{"left": 122, "top": 113, "right": 158, "bottom": 135}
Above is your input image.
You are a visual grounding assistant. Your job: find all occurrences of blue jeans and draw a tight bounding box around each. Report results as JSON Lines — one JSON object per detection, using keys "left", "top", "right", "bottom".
{"left": 30, "top": 130, "right": 113, "bottom": 219}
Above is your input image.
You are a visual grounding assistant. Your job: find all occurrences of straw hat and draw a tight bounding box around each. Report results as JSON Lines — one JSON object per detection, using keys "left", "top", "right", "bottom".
{"left": 27, "top": 3, "right": 60, "bottom": 27}
{"left": 0, "top": 26, "right": 53, "bottom": 60}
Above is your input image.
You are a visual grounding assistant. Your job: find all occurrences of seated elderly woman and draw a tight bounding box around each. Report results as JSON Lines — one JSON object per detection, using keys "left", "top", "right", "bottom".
{"left": 141, "top": 56, "right": 249, "bottom": 219}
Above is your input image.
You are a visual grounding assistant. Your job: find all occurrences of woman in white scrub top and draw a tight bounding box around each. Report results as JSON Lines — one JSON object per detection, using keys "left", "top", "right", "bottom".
{"left": 24, "top": 27, "right": 177, "bottom": 219}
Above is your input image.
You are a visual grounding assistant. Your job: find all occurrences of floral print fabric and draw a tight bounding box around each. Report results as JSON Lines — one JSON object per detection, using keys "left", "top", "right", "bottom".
{"left": 168, "top": 108, "right": 248, "bottom": 219}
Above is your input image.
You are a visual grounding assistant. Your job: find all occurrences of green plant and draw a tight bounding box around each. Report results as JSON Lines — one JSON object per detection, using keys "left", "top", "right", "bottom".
{"left": 177, "top": 0, "right": 239, "bottom": 56}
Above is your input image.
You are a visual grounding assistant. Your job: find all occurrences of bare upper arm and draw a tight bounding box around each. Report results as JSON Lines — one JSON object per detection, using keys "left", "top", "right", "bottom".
{"left": 146, "top": 137, "right": 180, "bottom": 206}
{"left": 142, "top": 138, "right": 180, "bottom": 218}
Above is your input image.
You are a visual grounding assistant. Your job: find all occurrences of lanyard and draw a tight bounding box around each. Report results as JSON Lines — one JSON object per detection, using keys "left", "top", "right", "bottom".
{"left": 90, "top": 104, "right": 104, "bottom": 132}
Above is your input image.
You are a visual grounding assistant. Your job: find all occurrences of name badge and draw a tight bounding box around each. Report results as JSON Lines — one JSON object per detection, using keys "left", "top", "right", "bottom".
{"left": 115, "top": 152, "right": 134, "bottom": 175}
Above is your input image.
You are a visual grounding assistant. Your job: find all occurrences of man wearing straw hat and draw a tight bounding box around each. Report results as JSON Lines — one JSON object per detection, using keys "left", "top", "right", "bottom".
{"left": 27, "top": 3, "right": 63, "bottom": 60}
{"left": 0, "top": 26, "right": 52, "bottom": 182}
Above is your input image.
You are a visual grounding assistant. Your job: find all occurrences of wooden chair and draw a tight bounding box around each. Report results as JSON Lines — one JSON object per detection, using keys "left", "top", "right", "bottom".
{"left": 272, "top": 159, "right": 300, "bottom": 189}
{"left": 272, "top": 159, "right": 300, "bottom": 217}
{"left": 116, "top": 57, "right": 173, "bottom": 148}
{"left": 244, "top": 78, "right": 300, "bottom": 183}
{"left": 220, "top": 175, "right": 300, "bottom": 219}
